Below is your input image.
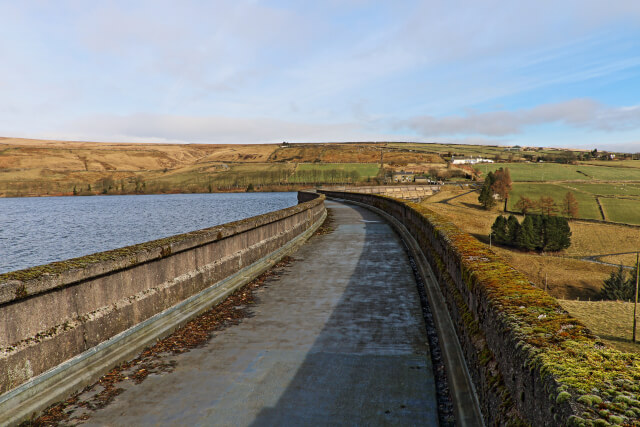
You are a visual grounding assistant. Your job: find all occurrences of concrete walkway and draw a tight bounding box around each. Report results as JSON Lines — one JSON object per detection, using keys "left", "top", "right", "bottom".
{"left": 85, "top": 201, "right": 438, "bottom": 426}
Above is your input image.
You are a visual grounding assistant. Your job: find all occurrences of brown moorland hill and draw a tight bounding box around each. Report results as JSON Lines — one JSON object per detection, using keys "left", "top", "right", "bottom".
{"left": 0, "top": 138, "right": 448, "bottom": 197}
{"left": 270, "top": 142, "right": 444, "bottom": 164}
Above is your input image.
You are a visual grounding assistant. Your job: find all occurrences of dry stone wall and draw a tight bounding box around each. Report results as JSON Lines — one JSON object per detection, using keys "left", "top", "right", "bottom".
{"left": 320, "top": 190, "right": 640, "bottom": 427}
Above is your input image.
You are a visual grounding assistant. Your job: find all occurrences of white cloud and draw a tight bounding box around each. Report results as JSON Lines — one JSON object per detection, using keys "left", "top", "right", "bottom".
{"left": 400, "top": 99, "right": 640, "bottom": 137}
{"left": 59, "top": 113, "right": 396, "bottom": 144}
{"left": 2, "top": 1, "right": 640, "bottom": 152}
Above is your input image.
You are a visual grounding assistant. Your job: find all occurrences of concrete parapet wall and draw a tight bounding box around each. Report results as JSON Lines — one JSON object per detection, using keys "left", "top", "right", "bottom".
{"left": 320, "top": 185, "right": 439, "bottom": 201}
{"left": 0, "top": 193, "right": 325, "bottom": 402}
{"left": 320, "top": 190, "right": 640, "bottom": 426}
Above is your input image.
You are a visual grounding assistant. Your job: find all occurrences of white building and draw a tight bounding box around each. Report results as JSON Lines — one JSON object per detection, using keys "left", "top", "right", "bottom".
{"left": 451, "top": 157, "right": 494, "bottom": 165}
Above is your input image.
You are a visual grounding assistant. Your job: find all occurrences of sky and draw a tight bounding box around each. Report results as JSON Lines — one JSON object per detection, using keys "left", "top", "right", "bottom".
{"left": 1, "top": 1, "right": 640, "bottom": 151}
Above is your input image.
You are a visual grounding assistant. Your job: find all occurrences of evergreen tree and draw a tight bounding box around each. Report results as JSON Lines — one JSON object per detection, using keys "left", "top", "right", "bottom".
{"left": 491, "top": 213, "right": 571, "bottom": 252}
{"left": 542, "top": 216, "right": 558, "bottom": 251}
{"left": 506, "top": 215, "right": 520, "bottom": 245}
{"left": 478, "top": 171, "right": 497, "bottom": 209}
{"left": 555, "top": 216, "right": 572, "bottom": 250}
{"left": 600, "top": 265, "right": 634, "bottom": 301}
{"left": 541, "top": 216, "right": 571, "bottom": 251}
{"left": 517, "top": 215, "right": 536, "bottom": 250}
{"left": 491, "top": 215, "right": 508, "bottom": 244}
{"left": 530, "top": 214, "right": 544, "bottom": 250}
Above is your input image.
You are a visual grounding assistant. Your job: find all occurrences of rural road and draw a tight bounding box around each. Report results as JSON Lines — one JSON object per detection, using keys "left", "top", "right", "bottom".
{"left": 83, "top": 200, "right": 439, "bottom": 426}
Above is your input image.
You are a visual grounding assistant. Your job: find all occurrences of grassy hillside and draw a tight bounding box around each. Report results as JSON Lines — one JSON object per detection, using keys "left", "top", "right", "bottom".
{"left": 423, "top": 186, "right": 640, "bottom": 353}
{"left": 386, "top": 141, "right": 579, "bottom": 161}
{"left": 509, "top": 183, "right": 602, "bottom": 220}
{"left": 289, "top": 163, "right": 380, "bottom": 184}
{"left": 472, "top": 160, "right": 640, "bottom": 225}
{"left": 0, "top": 138, "right": 449, "bottom": 197}
{"left": 421, "top": 187, "right": 640, "bottom": 296}
{"left": 558, "top": 300, "right": 640, "bottom": 354}
{"left": 5, "top": 136, "right": 639, "bottom": 353}
{"left": 476, "top": 161, "right": 640, "bottom": 181}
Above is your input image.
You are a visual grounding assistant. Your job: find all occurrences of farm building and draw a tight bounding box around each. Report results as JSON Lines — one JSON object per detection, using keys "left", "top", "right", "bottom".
{"left": 451, "top": 156, "right": 494, "bottom": 165}
{"left": 391, "top": 172, "right": 415, "bottom": 183}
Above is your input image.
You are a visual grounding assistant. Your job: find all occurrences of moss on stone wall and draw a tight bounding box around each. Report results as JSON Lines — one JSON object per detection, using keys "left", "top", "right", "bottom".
{"left": 405, "top": 200, "right": 640, "bottom": 426}
{"left": 322, "top": 190, "right": 640, "bottom": 426}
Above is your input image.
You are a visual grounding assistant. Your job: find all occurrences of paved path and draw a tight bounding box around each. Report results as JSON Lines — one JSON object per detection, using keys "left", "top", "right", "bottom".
{"left": 86, "top": 201, "right": 438, "bottom": 426}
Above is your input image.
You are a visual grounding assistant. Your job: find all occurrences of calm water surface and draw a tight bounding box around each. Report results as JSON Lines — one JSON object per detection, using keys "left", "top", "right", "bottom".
{"left": 0, "top": 192, "right": 297, "bottom": 274}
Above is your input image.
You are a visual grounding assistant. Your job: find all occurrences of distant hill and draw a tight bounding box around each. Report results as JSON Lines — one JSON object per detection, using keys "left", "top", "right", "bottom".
{"left": 0, "top": 138, "right": 449, "bottom": 197}
{"left": 8, "top": 137, "right": 626, "bottom": 197}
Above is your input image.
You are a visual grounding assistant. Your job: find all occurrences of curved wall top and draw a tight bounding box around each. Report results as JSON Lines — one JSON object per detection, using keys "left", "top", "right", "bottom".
{"left": 320, "top": 190, "right": 640, "bottom": 426}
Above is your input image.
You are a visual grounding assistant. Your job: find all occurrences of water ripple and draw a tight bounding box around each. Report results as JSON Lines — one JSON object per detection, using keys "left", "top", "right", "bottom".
{"left": 0, "top": 192, "right": 297, "bottom": 274}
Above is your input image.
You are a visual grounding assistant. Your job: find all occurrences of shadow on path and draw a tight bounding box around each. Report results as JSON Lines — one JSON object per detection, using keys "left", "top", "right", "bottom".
{"left": 248, "top": 202, "right": 438, "bottom": 426}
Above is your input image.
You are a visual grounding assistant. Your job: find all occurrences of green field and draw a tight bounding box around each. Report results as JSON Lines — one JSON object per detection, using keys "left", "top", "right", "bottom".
{"left": 575, "top": 165, "right": 640, "bottom": 180}
{"left": 509, "top": 183, "right": 602, "bottom": 219}
{"left": 387, "top": 142, "right": 529, "bottom": 160}
{"left": 599, "top": 198, "right": 640, "bottom": 225}
{"left": 475, "top": 162, "right": 640, "bottom": 181}
{"left": 150, "top": 163, "right": 296, "bottom": 190}
{"left": 289, "top": 163, "right": 380, "bottom": 184}
{"left": 509, "top": 181, "right": 640, "bottom": 224}
{"left": 559, "top": 300, "right": 640, "bottom": 354}
{"left": 388, "top": 142, "right": 585, "bottom": 163}
{"left": 563, "top": 183, "right": 640, "bottom": 197}
{"left": 580, "top": 160, "right": 640, "bottom": 168}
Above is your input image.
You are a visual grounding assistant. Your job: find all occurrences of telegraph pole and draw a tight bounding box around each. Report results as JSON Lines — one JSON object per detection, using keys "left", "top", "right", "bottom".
{"left": 634, "top": 252, "right": 639, "bottom": 343}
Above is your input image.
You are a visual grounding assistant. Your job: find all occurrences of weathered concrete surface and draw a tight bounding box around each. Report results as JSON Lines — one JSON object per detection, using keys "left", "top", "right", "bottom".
{"left": 84, "top": 201, "right": 438, "bottom": 426}
{"left": 0, "top": 194, "right": 325, "bottom": 425}
{"left": 321, "top": 185, "right": 440, "bottom": 201}
{"left": 0, "top": 194, "right": 324, "bottom": 399}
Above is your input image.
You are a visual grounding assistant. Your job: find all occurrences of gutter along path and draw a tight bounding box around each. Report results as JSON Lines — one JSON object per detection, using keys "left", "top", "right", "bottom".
{"left": 78, "top": 200, "right": 440, "bottom": 426}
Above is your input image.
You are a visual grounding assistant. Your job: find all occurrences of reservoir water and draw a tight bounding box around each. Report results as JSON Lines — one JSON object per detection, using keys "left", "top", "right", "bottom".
{"left": 0, "top": 192, "right": 297, "bottom": 274}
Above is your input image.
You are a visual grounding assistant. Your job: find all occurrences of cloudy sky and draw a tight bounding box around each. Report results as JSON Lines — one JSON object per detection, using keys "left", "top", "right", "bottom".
{"left": 1, "top": 1, "right": 639, "bottom": 150}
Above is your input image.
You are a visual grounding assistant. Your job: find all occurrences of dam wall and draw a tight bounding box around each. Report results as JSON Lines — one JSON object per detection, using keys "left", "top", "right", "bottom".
{"left": 0, "top": 192, "right": 325, "bottom": 423}
{"left": 319, "top": 190, "right": 640, "bottom": 426}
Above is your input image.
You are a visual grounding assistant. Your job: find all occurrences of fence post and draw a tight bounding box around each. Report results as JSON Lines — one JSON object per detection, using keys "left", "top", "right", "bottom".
{"left": 633, "top": 252, "right": 639, "bottom": 343}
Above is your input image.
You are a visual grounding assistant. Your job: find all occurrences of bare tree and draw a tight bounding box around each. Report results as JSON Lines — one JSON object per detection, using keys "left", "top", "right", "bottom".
{"left": 562, "top": 192, "right": 579, "bottom": 218}
{"left": 515, "top": 195, "right": 535, "bottom": 214}
{"left": 491, "top": 167, "right": 512, "bottom": 211}
{"left": 538, "top": 196, "right": 558, "bottom": 216}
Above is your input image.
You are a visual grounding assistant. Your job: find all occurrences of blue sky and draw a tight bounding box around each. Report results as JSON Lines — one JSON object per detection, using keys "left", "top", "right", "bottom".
{"left": 1, "top": 1, "right": 639, "bottom": 151}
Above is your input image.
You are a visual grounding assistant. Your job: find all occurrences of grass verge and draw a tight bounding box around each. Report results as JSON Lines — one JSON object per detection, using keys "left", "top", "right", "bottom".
{"left": 559, "top": 300, "right": 640, "bottom": 354}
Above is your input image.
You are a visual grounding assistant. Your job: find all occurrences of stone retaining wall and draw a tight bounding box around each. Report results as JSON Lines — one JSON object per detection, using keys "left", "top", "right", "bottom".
{"left": 320, "top": 190, "right": 640, "bottom": 426}
{"left": 0, "top": 193, "right": 325, "bottom": 398}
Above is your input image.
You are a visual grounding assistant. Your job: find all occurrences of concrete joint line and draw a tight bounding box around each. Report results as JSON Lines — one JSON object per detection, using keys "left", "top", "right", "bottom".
{"left": 327, "top": 197, "right": 484, "bottom": 427}
{"left": 0, "top": 209, "right": 326, "bottom": 426}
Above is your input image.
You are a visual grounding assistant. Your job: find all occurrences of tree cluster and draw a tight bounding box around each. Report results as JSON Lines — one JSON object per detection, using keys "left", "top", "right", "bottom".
{"left": 491, "top": 214, "right": 572, "bottom": 251}
{"left": 478, "top": 167, "right": 512, "bottom": 210}
{"left": 600, "top": 265, "right": 639, "bottom": 301}
{"left": 291, "top": 168, "right": 361, "bottom": 184}
{"left": 514, "top": 192, "right": 579, "bottom": 218}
